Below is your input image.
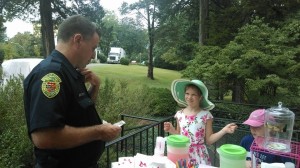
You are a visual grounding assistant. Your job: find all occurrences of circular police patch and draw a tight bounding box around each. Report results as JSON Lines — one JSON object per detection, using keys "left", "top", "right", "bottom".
{"left": 41, "top": 73, "right": 62, "bottom": 98}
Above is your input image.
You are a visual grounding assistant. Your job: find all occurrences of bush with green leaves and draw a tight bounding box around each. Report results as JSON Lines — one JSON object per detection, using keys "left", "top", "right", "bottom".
{"left": 98, "top": 52, "right": 107, "bottom": 63}
{"left": 147, "top": 88, "right": 177, "bottom": 117}
{"left": 95, "top": 79, "right": 177, "bottom": 123}
{"left": 0, "top": 77, "right": 178, "bottom": 167}
{"left": 0, "top": 77, "right": 34, "bottom": 168}
{"left": 182, "top": 17, "right": 300, "bottom": 107}
{"left": 120, "top": 57, "right": 130, "bottom": 65}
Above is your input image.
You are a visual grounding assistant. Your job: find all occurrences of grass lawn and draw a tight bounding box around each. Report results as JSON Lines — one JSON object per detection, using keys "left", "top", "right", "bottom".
{"left": 88, "top": 64, "right": 183, "bottom": 89}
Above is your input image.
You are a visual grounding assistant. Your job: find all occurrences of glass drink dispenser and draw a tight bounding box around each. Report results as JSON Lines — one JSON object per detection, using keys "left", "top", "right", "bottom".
{"left": 263, "top": 102, "right": 295, "bottom": 153}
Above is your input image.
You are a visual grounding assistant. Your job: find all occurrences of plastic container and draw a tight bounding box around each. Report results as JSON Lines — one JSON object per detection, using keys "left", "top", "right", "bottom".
{"left": 264, "top": 102, "right": 295, "bottom": 153}
{"left": 166, "top": 135, "right": 190, "bottom": 164}
{"left": 154, "top": 136, "right": 166, "bottom": 156}
{"left": 217, "top": 144, "right": 246, "bottom": 168}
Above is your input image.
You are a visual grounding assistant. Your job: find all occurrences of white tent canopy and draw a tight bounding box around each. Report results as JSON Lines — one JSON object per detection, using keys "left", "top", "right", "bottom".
{"left": 1, "top": 58, "right": 43, "bottom": 84}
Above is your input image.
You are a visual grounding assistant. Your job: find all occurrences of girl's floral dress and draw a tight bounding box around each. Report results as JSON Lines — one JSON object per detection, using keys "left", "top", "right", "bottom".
{"left": 175, "top": 109, "right": 213, "bottom": 166}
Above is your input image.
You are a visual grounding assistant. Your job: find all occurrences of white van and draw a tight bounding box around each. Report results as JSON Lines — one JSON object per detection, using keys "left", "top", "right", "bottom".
{"left": 1, "top": 58, "right": 43, "bottom": 85}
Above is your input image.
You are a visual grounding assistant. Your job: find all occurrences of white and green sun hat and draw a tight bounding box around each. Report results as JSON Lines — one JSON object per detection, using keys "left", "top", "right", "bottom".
{"left": 171, "top": 79, "right": 215, "bottom": 110}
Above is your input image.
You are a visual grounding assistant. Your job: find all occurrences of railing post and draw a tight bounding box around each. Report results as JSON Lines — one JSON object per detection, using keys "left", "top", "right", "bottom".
{"left": 160, "top": 122, "right": 165, "bottom": 137}
{"left": 121, "top": 115, "right": 124, "bottom": 151}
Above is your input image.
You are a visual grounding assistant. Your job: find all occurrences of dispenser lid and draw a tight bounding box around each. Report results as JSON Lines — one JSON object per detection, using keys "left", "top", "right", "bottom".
{"left": 217, "top": 144, "right": 246, "bottom": 160}
{"left": 167, "top": 135, "right": 190, "bottom": 147}
{"left": 266, "top": 102, "right": 294, "bottom": 116}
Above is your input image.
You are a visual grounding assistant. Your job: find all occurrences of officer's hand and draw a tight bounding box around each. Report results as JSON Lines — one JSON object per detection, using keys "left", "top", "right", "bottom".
{"left": 97, "top": 123, "right": 121, "bottom": 141}
{"left": 79, "top": 68, "right": 100, "bottom": 87}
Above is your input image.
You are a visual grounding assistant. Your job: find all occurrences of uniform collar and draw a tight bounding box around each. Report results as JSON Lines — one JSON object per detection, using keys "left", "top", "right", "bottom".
{"left": 51, "top": 50, "right": 80, "bottom": 79}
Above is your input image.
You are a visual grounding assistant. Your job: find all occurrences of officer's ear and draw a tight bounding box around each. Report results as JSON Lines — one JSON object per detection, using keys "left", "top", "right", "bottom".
{"left": 73, "top": 33, "right": 83, "bottom": 45}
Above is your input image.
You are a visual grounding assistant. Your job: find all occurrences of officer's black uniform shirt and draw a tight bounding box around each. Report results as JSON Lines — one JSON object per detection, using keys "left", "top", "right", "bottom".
{"left": 23, "top": 50, "right": 105, "bottom": 168}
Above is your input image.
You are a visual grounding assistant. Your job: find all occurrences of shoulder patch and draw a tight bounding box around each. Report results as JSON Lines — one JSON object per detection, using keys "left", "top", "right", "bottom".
{"left": 41, "top": 73, "right": 62, "bottom": 98}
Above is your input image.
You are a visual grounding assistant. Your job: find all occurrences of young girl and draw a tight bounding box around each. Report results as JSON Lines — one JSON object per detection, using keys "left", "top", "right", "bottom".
{"left": 164, "top": 79, "right": 237, "bottom": 166}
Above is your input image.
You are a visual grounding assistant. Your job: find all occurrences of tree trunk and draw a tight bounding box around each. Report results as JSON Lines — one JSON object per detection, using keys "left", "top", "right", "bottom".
{"left": 40, "top": 0, "right": 55, "bottom": 57}
{"left": 232, "top": 80, "right": 245, "bottom": 103}
{"left": 146, "top": 5, "right": 154, "bottom": 80}
{"left": 199, "top": 0, "right": 209, "bottom": 45}
{"left": 0, "top": 0, "right": 6, "bottom": 13}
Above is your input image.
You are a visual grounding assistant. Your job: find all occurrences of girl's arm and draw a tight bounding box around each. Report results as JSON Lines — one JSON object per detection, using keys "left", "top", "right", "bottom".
{"left": 205, "top": 119, "right": 237, "bottom": 145}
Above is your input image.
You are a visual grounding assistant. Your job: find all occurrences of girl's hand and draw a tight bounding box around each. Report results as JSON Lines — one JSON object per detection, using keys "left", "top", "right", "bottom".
{"left": 222, "top": 123, "right": 238, "bottom": 134}
{"left": 164, "top": 122, "right": 174, "bottom": 132}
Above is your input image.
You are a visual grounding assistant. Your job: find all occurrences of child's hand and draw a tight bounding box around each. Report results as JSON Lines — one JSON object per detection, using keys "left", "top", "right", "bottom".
{"left": 245, "top": 160, "right": 251, "bottom": 168}
{"left": 222, "top": 123, "right": 238, "bottom": 134}
{"left": 164, "top": 122, "right": 174, "bottom": 133}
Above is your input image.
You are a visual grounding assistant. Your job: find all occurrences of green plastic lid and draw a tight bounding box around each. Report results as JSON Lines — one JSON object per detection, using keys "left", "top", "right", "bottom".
{"left": 217, "top": 144, "right": 246, "bottom": 160}
{"left": 167, "top": 135, "right": 190, "bottom": 147}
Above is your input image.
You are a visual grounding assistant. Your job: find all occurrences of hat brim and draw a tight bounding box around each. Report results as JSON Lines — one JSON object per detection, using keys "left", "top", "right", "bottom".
{"left": 243, "top": 120, "right": 264, "bottom": 127}
{"left": 171, "top": 79, "right": 215, "bottom": 110}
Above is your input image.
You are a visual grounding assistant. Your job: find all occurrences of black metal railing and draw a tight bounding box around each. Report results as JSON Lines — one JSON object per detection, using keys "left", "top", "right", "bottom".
{"left": 102, "top": 114, "right": 300, "bottom": 168}
{"left": 102, "top": 115, "right": 172, "bottom": 168}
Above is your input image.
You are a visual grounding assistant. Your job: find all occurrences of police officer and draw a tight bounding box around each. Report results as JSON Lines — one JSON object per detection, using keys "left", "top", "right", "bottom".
{"left": 23, "top": 15, "right": 121, "bottom": 168}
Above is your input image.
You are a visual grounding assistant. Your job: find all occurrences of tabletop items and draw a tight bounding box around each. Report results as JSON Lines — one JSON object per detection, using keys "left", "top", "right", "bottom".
{"left": 111, "top": 154, "right": 176, "bottom": 168}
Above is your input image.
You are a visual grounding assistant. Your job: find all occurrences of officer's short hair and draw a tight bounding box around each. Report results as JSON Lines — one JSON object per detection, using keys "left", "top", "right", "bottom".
{"left": 57, "top": 15, "right": 100, "bottom": 42}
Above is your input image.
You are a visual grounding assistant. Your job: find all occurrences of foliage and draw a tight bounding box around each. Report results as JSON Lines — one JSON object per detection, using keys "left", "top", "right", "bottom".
{"left": 104, "top": 14, "right": 148, "bottom": 60}
{"left": 0, "top": 75, "right": 179, "bottom": 167}
{"left": 153, "top": 53, "right": 177, "bottom": 70}
{"left": 0, "top": 63, "right": 2, "bottom": 77}
{"left": 120, "top": 57, "right": 130, "bottom": 65}
{"left": 96, "top": 78, "right": 176, "bottom": 123}
{"left": 0, "top": 15, "right": 6, "bottom": 42}
{"left": 147, "top": 88, "right": 177, "bottom": 117}
{"left": 4, "top": 32, "right": 42, "bottom": 58}
{"left": 0, "top": 77, "right": 34, "bottom": 168}
{"left": 154, "top": 0, "right": 300, "bottom": 72}
{"left": 181, "top": 45, "right": 224, "bottom": 100}
{"left": 0, "top": 44, "right": 4, "bottom": 63}
{"left": 212, "top": 102, "right": 261, "bottom": 122}
{"left": 98, "top": 52, "right": 107, "bottom": 63}
{"left": 182, "top": 16, "right": 300, "bottom": 106}
{"left": 2, "top": 0, "right": 105, "bottom": 56}
{"left": 120, "top": 0, "right": 160, "bottom": 79}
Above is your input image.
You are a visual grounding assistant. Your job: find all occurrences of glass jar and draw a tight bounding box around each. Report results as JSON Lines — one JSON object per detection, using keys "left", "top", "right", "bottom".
{"left": 263, "top": 102, "right": 295, "bottom": 152}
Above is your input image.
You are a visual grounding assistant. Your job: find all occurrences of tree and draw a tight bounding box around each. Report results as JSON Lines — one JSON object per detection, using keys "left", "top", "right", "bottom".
{"left": 9, "top": 32, "right": 41, "bottom": 58}
{"left": 182, "top": 16, "right": 300, "bottom": 105}
{"left": 199, "top": 0, "right": 209, "bottom": 45}
{"left": 121, "top": 0, "right": 159, "bottom": 80}
{"left": 100, "top": 11, "right": 120, "bottom": 57}
{"left": 2, "top": 0, "right": 105, "bottom": 57}
{"left": 39, "top": 0, "right": 54, "bottom": 57}
{"left": 0, "top": 15, "right": 6, "bottom": 42}
{"left": 115, "top": 17, "right": 148, "bottom": 60}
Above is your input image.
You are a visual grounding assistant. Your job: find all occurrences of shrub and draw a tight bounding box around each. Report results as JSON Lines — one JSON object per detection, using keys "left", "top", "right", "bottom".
{"left": 96, "top": 79, "right": 153, "bottom": 123}
{"left": 120, "top": 57, "right": 130, "bottom": 65}
{"left": 147, "top": 88, "right": 177, "bottom": 117}
{"left": 98, "top": 52, "right": 107, "bottom": 63}
{"left": 0, "top": 77, "right": 34, "bottom": 168}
